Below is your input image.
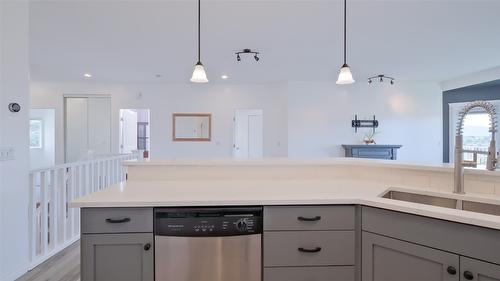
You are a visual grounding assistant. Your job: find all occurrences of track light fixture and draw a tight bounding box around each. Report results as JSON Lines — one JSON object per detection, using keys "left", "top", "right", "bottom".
{"left": 368, "top": 75, "right": 395, "bottom": 85}
{"left": 235, "top": 49, "right": 260, "bottom": 62}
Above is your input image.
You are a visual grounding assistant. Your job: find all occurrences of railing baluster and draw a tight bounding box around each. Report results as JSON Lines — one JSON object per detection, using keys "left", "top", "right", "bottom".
{"left": 27, "top": 153, "right": 136, "bottom": 269}
{"left": 28, "top": 173, "right": 37, "bottom": 263}
{"left": 40, "top": 171, "right": 48, "bottom": 255}
{"left": 49, "top": 169, "right": 58, "bottom": 250}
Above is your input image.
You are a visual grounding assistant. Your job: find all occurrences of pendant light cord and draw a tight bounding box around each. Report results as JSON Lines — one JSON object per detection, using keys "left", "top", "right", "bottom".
{"left": 198, "top": 0, "right": 201, "bottom": 63}
{"left": 343, "top": 0, "right": 347, "bottom": 65}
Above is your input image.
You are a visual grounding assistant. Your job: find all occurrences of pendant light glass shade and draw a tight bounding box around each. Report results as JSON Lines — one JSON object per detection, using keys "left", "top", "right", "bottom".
{"left": 336, "top": 0, "right": 355, "bottom": 85}
{"left": 191, "top": 0, "right": 208, "bottom": 83}
{"left": 336, "top": 64, "right": 355, "bottom": 85}
{"left": 191, "top": 62, "right": 209, "bottom": 83}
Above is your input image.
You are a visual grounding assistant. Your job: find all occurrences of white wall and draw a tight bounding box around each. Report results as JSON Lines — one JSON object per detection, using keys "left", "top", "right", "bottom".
{"left": 31, "top": 80, "right": 443, "bottom": 164}
{"left": 440, "top": 65, "right": 500, "bottom": 91}
{"left": 0, "top": 2, "right": 30, "bottom": 280}
{"left": 30, "top": 81, "right": 289, "bottom": 162}
{"left": 287, "top": 81, "right": 443, "bottom": 163}
{"left": 30, "top": 109, "right": 55, "bottom": 169}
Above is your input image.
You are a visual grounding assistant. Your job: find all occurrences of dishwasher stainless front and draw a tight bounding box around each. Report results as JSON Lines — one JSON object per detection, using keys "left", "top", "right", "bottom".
{"left": 154, "top": 207, "right": 263, "bottom": 281}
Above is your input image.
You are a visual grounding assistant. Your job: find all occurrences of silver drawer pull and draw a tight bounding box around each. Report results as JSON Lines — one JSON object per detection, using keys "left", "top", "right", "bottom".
{"left": 298, "top": 247, "right": 322, "bottom": 253}
{"left": 297, "top": 216, "right": 321, "bottom": 222}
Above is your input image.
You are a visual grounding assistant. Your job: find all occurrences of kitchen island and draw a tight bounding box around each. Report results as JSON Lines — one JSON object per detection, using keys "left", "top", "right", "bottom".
{"left": 72, "top": 158, "right": 500, "bottom": 281}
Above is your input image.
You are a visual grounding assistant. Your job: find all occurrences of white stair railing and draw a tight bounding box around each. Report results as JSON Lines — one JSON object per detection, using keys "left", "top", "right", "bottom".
{"left": 28, "top": 153, "right": 138, "bottom": 269}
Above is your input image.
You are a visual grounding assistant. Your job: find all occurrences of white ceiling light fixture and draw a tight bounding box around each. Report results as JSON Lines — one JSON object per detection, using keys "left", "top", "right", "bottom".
{"left": 190, "top": 0, "right": 209, "bottom": 83}
{"left": 336, "top": 0, "right": 355, "bottom": 85}
{"left": 83, "top": 73, "right": 92, "bottom": 78}
{"left": 221, "top": 75, "right": 229, "bottom": 79}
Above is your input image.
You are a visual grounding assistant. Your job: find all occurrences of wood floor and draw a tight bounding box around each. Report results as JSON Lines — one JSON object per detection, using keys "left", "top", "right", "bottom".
{"left": 16, "top": 242, "right": 80, "bottom": 281}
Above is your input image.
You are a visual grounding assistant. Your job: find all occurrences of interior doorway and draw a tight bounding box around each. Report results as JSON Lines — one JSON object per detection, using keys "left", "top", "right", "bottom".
{"left": 30, "top": 108, "right": 56, "bottom": 169}
{"left": 233, "top": 109, "right": 263, "bottom": 159}
{"left": 119, "top": 109, "right": 151, "bottom": 159}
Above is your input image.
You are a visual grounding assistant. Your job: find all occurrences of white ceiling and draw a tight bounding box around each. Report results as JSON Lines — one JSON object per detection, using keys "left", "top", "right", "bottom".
{"left": 29, "top": 0, "right": 500, "bottom": 83}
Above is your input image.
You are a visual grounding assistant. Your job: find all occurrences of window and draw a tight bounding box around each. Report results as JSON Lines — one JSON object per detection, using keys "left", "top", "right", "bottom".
{"left": 30, "top": 119, "right": 43, "bottom": 149}
{"left": 449, "top": 100, "right": 499, "bottom": 167}
{"left": 462, "top": 112, "right": 491, "bottom": 167}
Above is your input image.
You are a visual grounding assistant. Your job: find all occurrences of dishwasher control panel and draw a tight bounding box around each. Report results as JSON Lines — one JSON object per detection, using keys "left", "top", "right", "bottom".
{"left": 154, "top": 207, "right": 262, "bottom": 237}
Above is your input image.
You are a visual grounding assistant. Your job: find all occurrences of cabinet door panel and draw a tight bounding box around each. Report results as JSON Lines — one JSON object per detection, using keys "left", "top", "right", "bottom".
{"left": 81, "top": 233, "right": 153, "bottom": 281}
{"left": 461, "top": 257, "right": 500, "bottom": 281}
{"left": 264, "top": 266, "right": 355, "bottom": 281}
{"left": 362, "top": 232, "right": 459, "bottom": 281}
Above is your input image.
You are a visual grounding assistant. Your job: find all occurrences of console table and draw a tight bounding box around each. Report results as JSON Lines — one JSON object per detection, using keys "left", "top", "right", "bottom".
{"left": 342, "top": 144, "right": 402, "bottom": 160}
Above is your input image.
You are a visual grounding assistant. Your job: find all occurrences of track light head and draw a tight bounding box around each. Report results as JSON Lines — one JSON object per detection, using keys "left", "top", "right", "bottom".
{"left": 390, "top": 79, "right": 394, "bottom": 85}
{"left": 237, "top": 54, "right": 241, "bottom": 62}
{"left": 368, "top": 79, "right": 372, "bottom": 84}
{"left": 379, "top": 77, "right": 384, "bottom": 83}
{"left": 254, "top": 55, "right": 260, "bottom": 62}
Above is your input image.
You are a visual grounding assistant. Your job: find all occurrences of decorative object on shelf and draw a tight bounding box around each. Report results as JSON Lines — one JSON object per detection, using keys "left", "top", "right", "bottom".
{"left": 336, "top": 0, "right": 355, "bottom": 85}
{"left": 235, "top": 49, "right": 260, "bottom": 62}
{"left": 352, "top": 115, "right": 378, "bottom": 133}
{"left": 8, "top": 103, "right": 21, "bottom": 113}
{"left": 363, "top": 130, "right": 378, "bottom": 145}
{"left": 190, "top": 0, "right": 209, "bottom": 83}
{"left": 368, "top": 75, "right": 395, "bottom": 85}
{"left": 342, "top": 144, "right": 402, "bottom": 160}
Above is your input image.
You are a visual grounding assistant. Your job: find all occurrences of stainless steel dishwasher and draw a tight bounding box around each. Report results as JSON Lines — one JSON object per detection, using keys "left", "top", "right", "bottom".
{"left": 154, "top": 207, "right": 263, "bottom": 281}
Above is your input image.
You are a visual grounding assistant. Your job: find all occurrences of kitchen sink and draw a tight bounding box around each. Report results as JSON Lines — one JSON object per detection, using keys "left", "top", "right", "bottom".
{"left": 381, "top": 190, "right": 500, "bottom": 216}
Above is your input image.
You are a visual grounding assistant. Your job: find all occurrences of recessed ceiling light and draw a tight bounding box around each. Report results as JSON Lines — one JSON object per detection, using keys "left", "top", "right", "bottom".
{"left": 221, "top": 75, "right": 229, "bottom": 79}
{"left": 83, "top": 73, "right": 92, "bottom": 78}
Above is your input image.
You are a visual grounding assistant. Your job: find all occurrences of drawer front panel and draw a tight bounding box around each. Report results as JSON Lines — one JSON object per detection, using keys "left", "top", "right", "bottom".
{"left": 264, "top": 206, "right": 355, "bottom": 231}
{"left": 264, "top": 266, "right": 355, "bottom": 281}
{"left": 82, "top": 208, "right": 153, "bottom": 234}
{"left": 264, "top": 231, "right": 355, "bottom": 266}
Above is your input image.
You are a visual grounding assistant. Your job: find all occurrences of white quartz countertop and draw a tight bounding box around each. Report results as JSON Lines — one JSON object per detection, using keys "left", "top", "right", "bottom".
{"left": 123, "top": 158, "right": 500, "bottom": 177}
{"left": 71, "top": 179, "right": 500, "bottom": 231}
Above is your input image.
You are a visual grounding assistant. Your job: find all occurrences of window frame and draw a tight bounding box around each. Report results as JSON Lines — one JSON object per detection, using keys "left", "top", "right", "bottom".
{"left": 30, "top": 119, "right": 44, "bottom": 149}
{"left": 448, "top": 100, "right": 500, "bottom": 163}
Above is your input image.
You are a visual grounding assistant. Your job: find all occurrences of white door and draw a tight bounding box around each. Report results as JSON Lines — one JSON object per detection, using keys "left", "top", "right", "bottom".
{"left": 120, "top": 109, "right": 138, "bottom": 154}
{"left": 88, "top": 97, "right": 111, "bottom": 156}
{"left": 65, "top": 96, "right": 111, "bottom": 162}
{"left": 65, "top": 98, "right": 89, "bottom": 163}
{"left": 233, "top": 109, "right": 263, "bottom": 159}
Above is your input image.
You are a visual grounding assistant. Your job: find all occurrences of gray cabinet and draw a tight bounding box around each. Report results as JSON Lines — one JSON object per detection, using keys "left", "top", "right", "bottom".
{"left": 80, "top": 208, "right": 154, "bottom": 281}
{"left": 81, "top": 233, "right": 153, "bottom": 281}
{"left": 264, "top": 266, "right": 355, "bottom": 281}
{"left": 461, "top": 257, "right": 500, "bottom": 281}
{"left": 362, "top": 231, "right": 459, "bottom": 281}
{"left": 342, "top": 145, "right": 402, "bottom": 160}
{"left": 263, "top": 205, "right": 356, "bottom": 281}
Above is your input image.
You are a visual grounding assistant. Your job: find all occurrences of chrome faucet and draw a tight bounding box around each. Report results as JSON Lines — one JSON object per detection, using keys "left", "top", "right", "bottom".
{"left": 454, "top": 101, "right": 498, "bottom": 194}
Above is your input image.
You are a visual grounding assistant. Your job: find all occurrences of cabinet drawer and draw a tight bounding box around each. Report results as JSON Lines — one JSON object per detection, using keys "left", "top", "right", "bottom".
{"left": 264, "top": 231, "right": 355, "bottom": 266}
{"left": 82, "top": 208, "right": 153, "bottom": 234}
{"left": 264, "top": 206, "right": 355, "bottom": 231}
{"left": 264, "top": 266, "right": 355, "bottom": 281}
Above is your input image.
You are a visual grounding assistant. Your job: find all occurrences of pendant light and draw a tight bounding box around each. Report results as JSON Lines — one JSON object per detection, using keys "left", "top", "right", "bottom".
{"left": 190, "top": 0, "right": 209, "bottom": 83}
{"left": 336, "top": 0, "right": 355, "bottom": 85}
